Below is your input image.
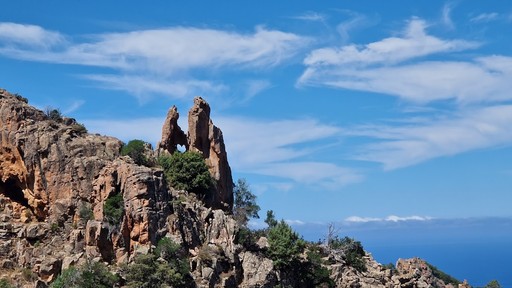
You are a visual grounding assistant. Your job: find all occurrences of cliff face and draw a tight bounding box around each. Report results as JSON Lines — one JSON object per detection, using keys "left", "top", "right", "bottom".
{"left": 0, "top": 89, "right": 468, "bottom": 288}
{"left": 0, "top": 89, "right": 173, "bottom": 283}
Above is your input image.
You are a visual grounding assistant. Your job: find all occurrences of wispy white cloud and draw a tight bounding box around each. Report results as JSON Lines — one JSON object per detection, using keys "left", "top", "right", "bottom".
{"left": 470, "top": 12, "right": 499, "bottom": 23}
{"left": 216, "top": 116, "right": 340, "bottom": 167}
{"left": 217, "top": 116, "right": 361, "bottom": 188}
{"left": 335, "top": 11, "right": 370, "bottom": 44}
{"left": 0, "top": 22, "right": 310, "bottom": 100}
{"left": 441, "top": 3, "right": 455, "bottom": 30}
{"left": 291, "top": 12, "right": 327, "bottom": 23}
{"left": 253, "top": 162, "right": 362, "bottom": 188}
{"left": 285, "top": 219, "right": 306, "bottom": 225}
{"left": 243, "top": 79, "right": 272, "bottom": 102}
{"left": 82, "top": 74, "right": 228, "bottom": 103}
{"left": 0, "top": 22, "right": 65, "bottom": 48}
{"left": 82, "top": 117, "right": 165, "bottom": 144}
{"left": 0, "top": 24, "right": 309, "bottom": 72}
{"left": 298, "top": 18, "right": 512, "bottom": 104}
{"left": 63, "top": 100, "right": 85, "bottom": 114}
{"left": 302, "top": 18, "right": 478, "bottom": 68}
{"left": 348, "top": 105, "right": 512, "bottom": 169}
{"left": 345, "top": 215, "right": 433, "bottom": 223}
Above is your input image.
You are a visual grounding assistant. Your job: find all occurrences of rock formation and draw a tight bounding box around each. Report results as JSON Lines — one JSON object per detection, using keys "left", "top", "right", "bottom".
{"left": 0, "top": 89, "right": 472, "bottom": 287}
{"left": 158, "top": 105, "right": 187, "bottom": 153}
{"left": 159, "top": 96, "right": 234, "bottom": 211}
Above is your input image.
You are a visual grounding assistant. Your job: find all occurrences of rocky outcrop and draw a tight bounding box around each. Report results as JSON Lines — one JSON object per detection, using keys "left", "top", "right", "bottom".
{"left": 0, "top": 89, "right": 470, "bottom": 287}
{"left": 330, "top": 254, "right": 391, "bottom": 288}
{"left": 391, "top": 258, "right": 458, "bottom": 288}
{"left": 89, "top": 158, "right": 171, "bottom": 262}
{"left": 0, "top": 89, "right": 173, "bottom": 284}
{"left": 158, "top": 105, "right": 187, "bottom": 153}
{"left": 0, "top": 89, "right": 122, "bottom": 223}
{"left": 159, "top": 97, "right": 234, "bottom": 211}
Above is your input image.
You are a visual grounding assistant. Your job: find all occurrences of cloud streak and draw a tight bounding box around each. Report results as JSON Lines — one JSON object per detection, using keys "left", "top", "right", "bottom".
{"left": 295, "top": 18, "right": 512, "bottom": 105}
{"left": 348, "top": 105, "right": 512, "bottom": 169}
{"left": 0, "top": 22, "right": 310, "bottom": 100}
{"left": 345, "top": 215, "right": 433, "bottom": 223}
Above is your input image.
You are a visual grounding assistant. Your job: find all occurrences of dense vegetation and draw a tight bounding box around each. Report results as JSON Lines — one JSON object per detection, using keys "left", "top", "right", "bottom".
{"left": 50, "top": 261, "right": 117, "bottom": 288}
{"left": 121, "top": 139, "right": 150, "bottom": 166}
{"left": 50, "top": 238, "right": 190, "bottom": 288}
{"left": 328, "top": 236, "right": 367, "bottom": 272}
{"left": 158, "top": 151, "right": 213, "bottom": 195}
{"left": 120, "top": 237, "right": 191, "bottom": 287}
{"left": 103, "top": 193, "right": 124, "bottom": 226}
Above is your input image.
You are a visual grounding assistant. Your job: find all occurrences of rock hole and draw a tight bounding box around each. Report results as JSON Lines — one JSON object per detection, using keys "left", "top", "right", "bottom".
{"left": 177, "top": 144, "right": 186, "bottom": 152}
{"left": 0, "top": 178, "right": 30, "bottom": 208}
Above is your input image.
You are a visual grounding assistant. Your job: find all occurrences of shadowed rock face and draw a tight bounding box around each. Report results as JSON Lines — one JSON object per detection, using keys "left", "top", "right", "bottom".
{"left": 159, "top": 96, "right": 234, "bottom": 211}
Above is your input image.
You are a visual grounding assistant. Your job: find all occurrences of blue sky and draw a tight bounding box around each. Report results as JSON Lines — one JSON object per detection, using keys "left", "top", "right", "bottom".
{"left": 1, "top": 1, "right": 512, "bottom": 228}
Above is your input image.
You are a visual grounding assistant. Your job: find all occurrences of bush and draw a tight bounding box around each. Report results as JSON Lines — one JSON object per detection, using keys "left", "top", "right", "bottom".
{"left": 13, "top": 93, "right": 28, "bottom": 103}
{"left": 51, "top": 261, "right": 118, "bottom": 288}
{"left": 0, "top": 279, "right": 14, "bottom": 288}
{"left": 103, "top": 193, "right": 124, "bottom": 226}
{"left": 45, "top": 107, "right": 62, "bottom": 121}
{"left": 121, "top": 139, "right": 149, "bottom": 166}
{"left": 329, "top": 236, "right": 367, "bottom": 272}
{"left": 301, "top": 246, "right": 335, "bottom": 287}
{"left": 158, "top": 151, "right": 213, "bottom": 195}
{"left": 79, "top": 203, "right": 94, "bottom": 222}
{"left": 235, "top": 227, "right": 266, "bottom": 249}
{"left": 426, "top": 262, "right": 460, "bottom": 286}
{"left": 484, "top": 280, "right": 502, "bottom": 288}
{"left": 122, "top": 251, "right": 191, "bottom": 288}
{"left": 265, "top": 210, "right": 278, "bottom": 228}
{"left": 71, "top": 123, "right": 88, "bottom": 134}
{"left": 267, "top": 220, "right": 305, "bottom": 270}
{"left": 233, "top": 178, "right": 260, "bottom": 227}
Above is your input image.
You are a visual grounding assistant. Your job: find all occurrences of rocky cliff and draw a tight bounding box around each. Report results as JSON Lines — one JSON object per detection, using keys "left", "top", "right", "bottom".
{"left": 0, "top": 89, "right": 470, "bottom": 287}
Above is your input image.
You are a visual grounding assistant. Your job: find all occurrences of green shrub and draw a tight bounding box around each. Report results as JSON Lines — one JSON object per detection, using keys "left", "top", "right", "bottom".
{"left": 233, "top": 178, "right": 260, "bottom": 227}
{"left": 329, "top": 236, "right": 367, "bottom": 272}
{"left": 484, "top": 280, "right": 502, "bottom": 288}
{"left": 265, "top": 210, "right": 278, "bottom": 228}
{"left": 0, "top": 279, "right": 14, "bottom": 288}
{"left": 51, "top": 267, "right": 81, "bottom": 288}
{"left": 236, "top": 227, "right": 266, "bottom": 249}
{"left": 267, "top": 220, "right": 305, "bottom": 270}
{"left": 50, "top": 222, "right": 59, "bottom": 233}
{"left": 13, "top": 93, "right": 28, "bottom": 103}
{"left": 103, "top": 193, "right": 124, "bottom": 226}
{"left": 71, "top": 123, "right": 88, "bottom": 134}
{"left": 79, "top": 204, "right": 94, "bottom": 221}
{"left": 45, "top": 107, "right": 62, "bottom": 121}
{"left": 158, "top": 151, "right": 213, "bottom": 195}
{"left": 122, "top": 252, "right": 191, "bottom": 288}
{"left": 426, "top": 262, "right": 460, "bottom": 286}
{"left": 50, "top": 261, "right": 117, "bottom": 288}
{"left": 121, "top": 139, "right": 149, "bottom": 166}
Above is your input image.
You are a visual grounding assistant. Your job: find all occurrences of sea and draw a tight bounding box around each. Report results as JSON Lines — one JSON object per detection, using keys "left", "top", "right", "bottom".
{"left": 292, "top": 217, "right": 512, "bottom": 287}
